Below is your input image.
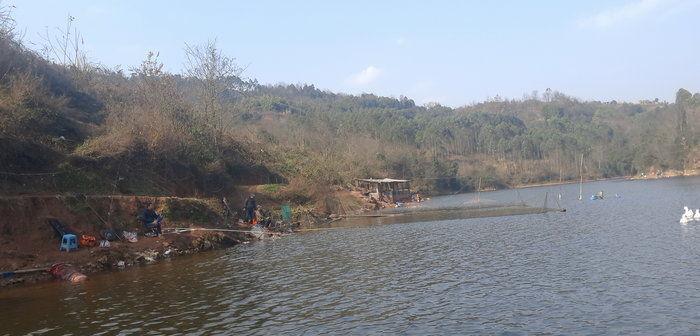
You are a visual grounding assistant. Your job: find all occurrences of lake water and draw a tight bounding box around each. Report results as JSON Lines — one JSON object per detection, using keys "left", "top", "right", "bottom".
{"left": 2, "top": 177, "right": 700, "bottom": 335}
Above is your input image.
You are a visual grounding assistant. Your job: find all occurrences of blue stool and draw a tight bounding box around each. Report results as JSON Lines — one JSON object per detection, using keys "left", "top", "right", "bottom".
{"left": 60, "top": 234, "right": 78, "bottom": 252}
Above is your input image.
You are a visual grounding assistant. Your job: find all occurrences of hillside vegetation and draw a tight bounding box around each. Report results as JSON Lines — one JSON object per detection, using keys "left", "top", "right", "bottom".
{"left": 2, "top": 9, "right": 700, "bottom": 203}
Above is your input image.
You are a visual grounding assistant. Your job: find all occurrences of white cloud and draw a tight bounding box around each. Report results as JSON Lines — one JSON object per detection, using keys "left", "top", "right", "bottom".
{"left": 348, "top": 65, "right": 382, "bottom": 86}
{"left": 396, "top": 37, "right": 407, "bottom": 46}
{"left": 577, "top": 0, "right": 686, "bottom": 29}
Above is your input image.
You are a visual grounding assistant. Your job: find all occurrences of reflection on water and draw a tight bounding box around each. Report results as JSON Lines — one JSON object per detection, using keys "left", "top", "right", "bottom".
{"left": 3, "top": 177, "right": 700, "bottom": 334}
{"left": 339, "top": 204, "right": 553, "bottom": 227}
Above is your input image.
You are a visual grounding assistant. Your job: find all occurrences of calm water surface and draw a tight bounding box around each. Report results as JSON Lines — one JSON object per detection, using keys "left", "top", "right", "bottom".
{"left": 2, "top": 177, "right": 700, "bottom": 335}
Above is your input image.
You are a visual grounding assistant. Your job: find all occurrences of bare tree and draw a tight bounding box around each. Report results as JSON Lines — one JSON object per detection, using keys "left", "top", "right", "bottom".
{"left": 0, "top": 1, "right": 15, "bottom": 39}
{"left": 184, "top": 39, "right": 245, "bottom": 148}
{"left": 38, "top": 14, "right": 91, "bottom": 74}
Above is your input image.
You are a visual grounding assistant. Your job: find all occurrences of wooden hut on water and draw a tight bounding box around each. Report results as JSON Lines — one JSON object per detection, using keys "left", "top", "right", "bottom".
{"left": 355, "top": 178, "right": 412, "bottom": 203}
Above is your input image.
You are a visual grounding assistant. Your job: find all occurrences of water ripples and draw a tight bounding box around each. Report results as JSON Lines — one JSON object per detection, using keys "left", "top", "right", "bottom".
{"left": 4, "top": 177, "right": 700, "bottom": 334}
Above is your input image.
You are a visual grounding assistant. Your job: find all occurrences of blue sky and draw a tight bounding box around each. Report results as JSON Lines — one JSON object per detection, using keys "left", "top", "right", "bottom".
{"left": 9, "top": 0, "right": 700, "bottom": 106}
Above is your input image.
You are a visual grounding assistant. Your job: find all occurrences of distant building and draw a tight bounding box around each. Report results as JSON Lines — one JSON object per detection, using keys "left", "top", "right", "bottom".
{"left": 355, "top": 178, "right": 412, "bottom": 203}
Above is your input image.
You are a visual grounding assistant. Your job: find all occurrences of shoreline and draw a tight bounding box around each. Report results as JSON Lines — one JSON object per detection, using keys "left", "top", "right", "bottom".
{"left": 477, "top": 170, "right": 700, "bottom": 194}
{"left": 4, "top": 171, "right": 700, "bottom": 289}
{"left": 0, "top": 195, "right": 327, "bottom": 289}
{"left": 0, "top": 226, "right": 254, "bottom": 288}
{"left": 508, "top": 176, "right": 630, "bottom": 190}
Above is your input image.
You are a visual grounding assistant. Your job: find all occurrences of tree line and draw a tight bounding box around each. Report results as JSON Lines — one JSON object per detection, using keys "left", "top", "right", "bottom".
{"left": 1, "top": 7, "right": 699, "bottom": 197}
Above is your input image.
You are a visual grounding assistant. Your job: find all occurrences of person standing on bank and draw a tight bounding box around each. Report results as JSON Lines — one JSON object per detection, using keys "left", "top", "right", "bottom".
{"left": 244, "top": 194, "right": 257, "bottom": 224}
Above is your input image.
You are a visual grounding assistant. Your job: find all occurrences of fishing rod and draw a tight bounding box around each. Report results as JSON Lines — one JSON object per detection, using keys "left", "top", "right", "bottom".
{"left": 162, "top": 226, "right": 357, "bottom": 235}
{"left": 163, "top": 227, "right": 275, "bottom": 234}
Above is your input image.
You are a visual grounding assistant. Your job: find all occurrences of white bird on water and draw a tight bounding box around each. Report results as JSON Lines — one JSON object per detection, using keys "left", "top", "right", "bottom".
{"left": 680, "top": 206, "right": 695, "bottom": 224}
{"left": 684, "top": 206, "right": 693, "bottom": 216}
{"left": 695, "top": 209, "right": 700, "bottom": 220}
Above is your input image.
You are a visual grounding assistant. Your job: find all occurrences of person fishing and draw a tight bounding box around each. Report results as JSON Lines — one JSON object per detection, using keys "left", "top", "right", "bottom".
{"left": 244, "top": 194, "right": 257, "bottom": 224}
{"left": 137, "top": 202, "right": 163, "bottom": 236}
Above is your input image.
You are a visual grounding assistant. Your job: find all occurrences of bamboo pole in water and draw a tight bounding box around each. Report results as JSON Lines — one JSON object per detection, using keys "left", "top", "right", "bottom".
{"left": 477, "top": 177, "right": 482, "bottom": 208}
{"left": 578, "top": 153, "right": 584, "bottom": 201}
{"left": 1, "top": 267, "right": 49, "bottom": 278}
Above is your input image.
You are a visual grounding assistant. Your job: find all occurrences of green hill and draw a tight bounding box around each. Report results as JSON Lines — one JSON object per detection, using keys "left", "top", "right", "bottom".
{"left": 1, "top": 10, "right": 699, "bottom": 201}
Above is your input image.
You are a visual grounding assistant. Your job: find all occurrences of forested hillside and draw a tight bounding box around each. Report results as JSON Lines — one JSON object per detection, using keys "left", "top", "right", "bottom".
{"left": 243, "top": 84, "right": 700, "bottom": 191}
{"left": 1, "top": 8, "right": 699, "bottom": 199}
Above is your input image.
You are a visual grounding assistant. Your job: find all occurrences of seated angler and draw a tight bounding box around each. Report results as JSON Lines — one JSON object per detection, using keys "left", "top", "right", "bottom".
{"left": 137, "top": 202, "right": 163, "bottom": 236}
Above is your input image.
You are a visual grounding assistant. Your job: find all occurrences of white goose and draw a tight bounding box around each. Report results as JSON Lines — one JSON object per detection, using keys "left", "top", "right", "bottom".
{"left": 680, "top": 206, "right": 694, "bottom": 224}
{"left": 685, "top": 206, "right": 694, "bottom": 217}
{"left": 695, "top": 209, "right": 700, "bottom": 220}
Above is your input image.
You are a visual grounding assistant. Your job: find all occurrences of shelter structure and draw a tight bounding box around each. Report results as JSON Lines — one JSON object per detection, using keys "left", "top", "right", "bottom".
{"left": 355, "top": 178, "right": 412, "bottom": 203}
